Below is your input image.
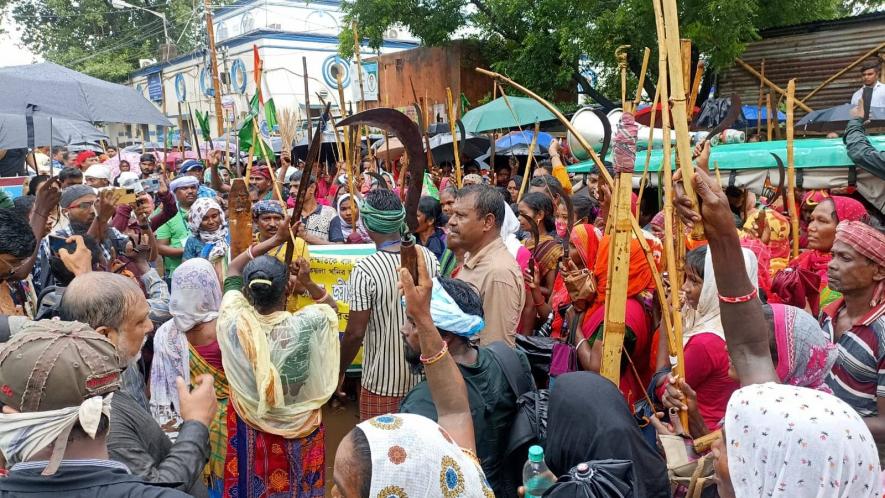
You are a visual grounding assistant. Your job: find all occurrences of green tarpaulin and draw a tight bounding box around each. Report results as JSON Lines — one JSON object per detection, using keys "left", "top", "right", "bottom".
{"left": 566, "top": 136, "right": 885, "bottom": 174}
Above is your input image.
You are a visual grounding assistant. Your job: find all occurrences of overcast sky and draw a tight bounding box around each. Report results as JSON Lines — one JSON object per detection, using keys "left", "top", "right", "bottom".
{"left": 0, "top": 16, "right": 40, "bottom": 67}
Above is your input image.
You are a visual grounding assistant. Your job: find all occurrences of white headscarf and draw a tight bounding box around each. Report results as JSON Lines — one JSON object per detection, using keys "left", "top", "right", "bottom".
{"left": 725, "top": 383, "right": 880, "bottom": 498}
{"left": 682, "top": 247, "right": 758, "bottom": 344}
{"left": 358, "top": 413, "right": 493, "bottom": 497}
{"left": 500, "top": 206, "right": 523, "bottom": 258}
{"left": 149, "top": 259, "right": 221, "bottom": 427}
{"left": 187, "top": 197, "right": 229, "bottom": 261}
{"left": 0, "top": 394, "right": 112, "bottom": 475}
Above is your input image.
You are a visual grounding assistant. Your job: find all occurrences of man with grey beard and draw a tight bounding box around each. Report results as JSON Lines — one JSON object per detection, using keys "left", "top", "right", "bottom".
{"left": 58, "top": 272, "right": 216, "bottom": 497}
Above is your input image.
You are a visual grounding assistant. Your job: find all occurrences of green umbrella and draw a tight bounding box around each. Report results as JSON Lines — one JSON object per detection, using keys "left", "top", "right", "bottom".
{"left": 460, "top": 96, "right": 557, "bottom": 133}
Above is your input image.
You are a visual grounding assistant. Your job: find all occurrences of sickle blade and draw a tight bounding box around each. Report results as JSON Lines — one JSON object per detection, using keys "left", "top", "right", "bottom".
{"left": 286, "top": 102, "right": 331, "bottom": 263}
{"left": 702, "top": 94, "right": 743, "bottom": 143}
{"left": 338, "top": 108, "right": 426, "bottom": 233}
{"left": 762, "top": 152, "right": 786, "bottom": 208}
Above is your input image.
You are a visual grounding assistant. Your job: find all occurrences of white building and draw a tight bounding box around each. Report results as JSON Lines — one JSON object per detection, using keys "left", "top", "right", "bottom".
{"left": 116, "top": 0, "right": 418, "bottom": 144}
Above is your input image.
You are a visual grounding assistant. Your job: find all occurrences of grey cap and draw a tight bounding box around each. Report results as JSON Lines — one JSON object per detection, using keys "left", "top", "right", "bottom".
{"left": 60, "top": 184, "right": 97, "bottom": 208}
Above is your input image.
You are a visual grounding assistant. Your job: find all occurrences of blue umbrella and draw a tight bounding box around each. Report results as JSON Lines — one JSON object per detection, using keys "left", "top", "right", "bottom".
{"left": 494, "top": 131, "right": 554, "bottom": 155}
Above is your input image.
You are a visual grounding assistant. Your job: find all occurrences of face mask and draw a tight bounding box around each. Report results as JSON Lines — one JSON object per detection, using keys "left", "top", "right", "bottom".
{"left": 555, "top": 219, "right": 568, "bottom": 238}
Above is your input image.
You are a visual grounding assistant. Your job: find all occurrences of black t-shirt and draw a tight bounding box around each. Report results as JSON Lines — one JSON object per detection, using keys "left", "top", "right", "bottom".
{"left": 0, "top": 148, "right": 27, "bottom": 177}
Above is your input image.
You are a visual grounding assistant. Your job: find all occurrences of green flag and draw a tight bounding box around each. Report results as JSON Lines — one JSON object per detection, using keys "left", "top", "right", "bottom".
{"left": 195, "top": 110, "right": 211, "bottom": 142}
{"left": 422, "top": 172, "right": 439, "bottom": 199}
{"left": 237, "top": 93, "right": 277, "bottom": 161}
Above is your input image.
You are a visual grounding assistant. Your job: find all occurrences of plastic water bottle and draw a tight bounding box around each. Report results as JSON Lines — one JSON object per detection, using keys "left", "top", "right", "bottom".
{"left": 523, "top": 445, "right": 557, "bottom": 497}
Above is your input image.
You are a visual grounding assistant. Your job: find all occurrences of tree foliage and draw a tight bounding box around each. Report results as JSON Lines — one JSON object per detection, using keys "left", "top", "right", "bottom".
{"left": 0, "top": 0, "right": 230, "bottom": 82}
{"left": 338, "top": 0, "right": 875, "bottom": 102}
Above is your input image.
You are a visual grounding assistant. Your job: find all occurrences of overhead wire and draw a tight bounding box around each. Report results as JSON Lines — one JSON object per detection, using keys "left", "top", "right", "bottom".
{"left": 67, "top": 21, "right": 166, "bottom": 65}
{"left": 67, "top": 3, "right": 202, "bottom": 66}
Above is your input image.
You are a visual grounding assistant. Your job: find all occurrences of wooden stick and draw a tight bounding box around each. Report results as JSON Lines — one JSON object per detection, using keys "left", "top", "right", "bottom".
{"left": 766, "top": 93, "right": 774, "bottom": 142}
{"left": 774, "top": 94, "right": 783, "bottom": 140}
{"left": 802, "top": 41, "right": 885, "bottom": 103}
{"left": 633, "top": 47, "right": 651, "bottom": 111}
{"left": 352, "top": 23, "right": 367, "bottom": 113}
{"left": 302, "top": 56, "right": 313, "bottom": 144}
{"left": 653, "top": 0, "right": 688, "bottom": 432}
{"left": 224, "top": 111, "right": 231, "bottom": 174}
{"left": 245, "top": 124, "right": 256, "bottom": 181}
{"left": 616, "top": 45, "right": 630, "bottom": 111}
{"left": 681, "top": 39, "right": 692, "bottom": 100}
{"left": 757, "top": 60, "right": 765, "bottom": 138}
{"left": 735, "top": 58, "right": 813, "bottom": 113}
{"left": 446, "top": 87, "right": 462, "bottom": 187}
{"left": 785, "top": 79, "right": 800, "bottom": 260}
{"left": 661, "top": 0, "right": 701, "bottom": 239}
{"left": 176, "top": 103, "right": 185, "bottom": 155}
{"left": 600, "top": 148, "right": 635, "bottom": 383}
{"left": 687, "top": 60, "right": 705, "bottom": 124}
{"left": 517, "top": 121, "right": 540, "bottom": 202}
{"left": 636, "top": 78, "right": 661, "bottom": 207}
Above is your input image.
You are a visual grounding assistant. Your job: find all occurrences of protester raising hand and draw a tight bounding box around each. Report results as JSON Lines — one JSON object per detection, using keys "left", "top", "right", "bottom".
{"left": 398, "top": 255, "right": 476, "bottom": 454}
{"left": 673, "top": 162, "right": 778, "bottom": 387}
{"left": 58, "top": 234, "right": 93, "bottom": 277}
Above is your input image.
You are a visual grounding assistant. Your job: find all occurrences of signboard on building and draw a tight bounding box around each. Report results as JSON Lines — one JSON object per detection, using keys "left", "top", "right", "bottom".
{"left": 147, "top": 70, "right": 163, "bottom": 102}
{"left": 352, "top": 61, "right": 379, "bottom": 102}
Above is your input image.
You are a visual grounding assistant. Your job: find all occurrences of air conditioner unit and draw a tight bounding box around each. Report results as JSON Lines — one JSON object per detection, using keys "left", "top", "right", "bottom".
{"left": 139, "top": 58, "right": 157, "bottom": 68}
{"left": 268, "top": 23, "right": 281, "bottom": 30}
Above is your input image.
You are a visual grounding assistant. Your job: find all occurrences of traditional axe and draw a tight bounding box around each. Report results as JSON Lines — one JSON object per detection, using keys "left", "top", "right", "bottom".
{"left": 285, "top": 102, "right": 331, "bottom": 264}
{"left": 338, "top": 108, "right": 427, "bottom": 282}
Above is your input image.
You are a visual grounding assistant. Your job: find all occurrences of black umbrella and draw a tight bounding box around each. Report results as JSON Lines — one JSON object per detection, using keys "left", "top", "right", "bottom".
{"left": 0, "top": 113, "right": 107, "bottom": 149}
{"left": 796, "top": 103, "right": 885, "bottom": 132}
{"left": 0, "top": 62, "right": 170, "bottom": 126}
{"left": 428, "top": 132, "right": 490, "bottom": 163}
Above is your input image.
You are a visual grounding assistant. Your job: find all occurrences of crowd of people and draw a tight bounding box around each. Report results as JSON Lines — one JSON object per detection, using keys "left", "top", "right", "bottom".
{"left": 0, "top": 77, "right": 884, "bottom": 498}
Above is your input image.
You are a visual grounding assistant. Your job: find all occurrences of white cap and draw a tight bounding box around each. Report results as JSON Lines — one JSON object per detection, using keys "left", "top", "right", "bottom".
{"left": 83, "top": 164, "right": 111, "bottom": 180}
{"left": 116, "top": 171, "right": 142, "bottom": 192}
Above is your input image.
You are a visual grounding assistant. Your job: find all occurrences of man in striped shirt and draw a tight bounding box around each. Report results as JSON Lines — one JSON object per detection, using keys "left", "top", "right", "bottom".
{"left": 339, "top": 189, "right": 440, "bottom": 421}
{"left": 822, "top": 221, "right": 885, "bottom": 458}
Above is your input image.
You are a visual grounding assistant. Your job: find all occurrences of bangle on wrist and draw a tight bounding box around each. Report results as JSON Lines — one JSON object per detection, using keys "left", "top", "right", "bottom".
{"left": 718, "top": 288, "right": 758, "bottom": 304}
{"left": 420, "top": 342, "right": 449, "bottom": 366}
{"left": 311, "top": 287, "right": 328, "bottom": 302}
{"left": 247, "top": 244, "right": 256, "bottom": 261}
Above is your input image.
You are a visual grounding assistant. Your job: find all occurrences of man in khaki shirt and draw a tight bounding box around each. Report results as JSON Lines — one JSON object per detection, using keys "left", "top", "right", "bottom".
{"left": 448, "top": 184, "right": 524, "bottom": 346}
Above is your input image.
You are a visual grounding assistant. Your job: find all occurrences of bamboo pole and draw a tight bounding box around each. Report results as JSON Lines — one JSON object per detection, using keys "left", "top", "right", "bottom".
{"left": 653, "top": 0, "right": 688, "bottom": 431}
{"left": 616, "top": 45, "right": 630, "bottom": 110}
{"left": 687, "top": 60, "right": 705, "bottom": 124}
{"left": 600, "top": 136, "right": 635, "bottom": 384}
{"left": 681, "top": 39, "right": 691, "bottom": 100}
{"left": 224, "top": 111, "right": 231, "bottom": 173}
{"left": 446, "top": 87, "right": 462, "bottom": 187}
{"left": 632, "top": 47, "right": 651, "bottom": 112}
{"left": 802, "top": 41, "right": 885, "bottom": 103}
{"left": 756, "top": 60, "right": 765, "bottom": 138}
{"left": 766, "top": 93, "right": 773, "bottom": 142}
{"left": 517, "top": 122, "right": 541, "bottom": 202}
{"left": 302, "top": 57, "right": 313, "bottom": 145}
{"left": 636, "top": 79, "right": 661, "bottom": 208}
{"left": 785, "top": 79, "right": 800, "bottom": 260}
{"left": 735, "top": 58, "right": 813, "bottom": 113}
{"left": 661, "top": 0, "right": 701, "bottom": 239}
